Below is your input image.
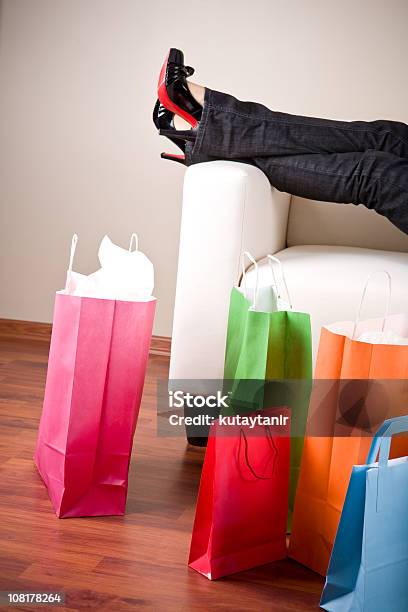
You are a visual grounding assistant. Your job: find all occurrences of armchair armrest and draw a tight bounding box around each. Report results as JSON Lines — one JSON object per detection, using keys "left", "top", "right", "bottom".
{"left": 169, "top": 160, "right": 291, "bottom": 382}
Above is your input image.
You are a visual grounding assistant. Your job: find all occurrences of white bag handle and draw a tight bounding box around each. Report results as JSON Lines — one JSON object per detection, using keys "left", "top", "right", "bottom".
{"left": 352, "top": 270, "right": 392, "bottom": 339}
{"left": 68, "top": 234, "right": 78, "bottom": 273}
{"left": 267, "top": 255, "right": 293, "bottom": 310}
{"left": 241, "top": 251, "right": 259, "bottom": 310}
{"left": 65, "top": 234, "right": 79, "bottom": 292}
{"left": 129, "top": 233, "right": 138, "bottom": 252}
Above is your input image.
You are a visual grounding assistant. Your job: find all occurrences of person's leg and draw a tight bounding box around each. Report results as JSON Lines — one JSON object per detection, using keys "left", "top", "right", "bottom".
{"left": 252, "top": 149, "right": 408, "bottom": 234}
{"left": 185, "top": 82, "right": 205, "bottom": 106}
{"left": 188, "top": 88, "right": 408, "bottom": 161}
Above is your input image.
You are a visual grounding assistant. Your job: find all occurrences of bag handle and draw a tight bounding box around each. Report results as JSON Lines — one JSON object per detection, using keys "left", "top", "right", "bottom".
{"left": 366, "top": 416, "right": 408, "bottom": 465}
{"left": 68, "top": 234, "right": 78, "bottom": 274}
{"left": 241, "top": 251, "right": 259, "bottom": 310}
{"left": 129, "top": 233, "right": 138, "bottom": 252}
{"left": 379, "top": 416, "right": 408, "bottom": 467}
{"left": 366, "top": 416, "right": 408, "bottom": 512}
{"left": 267, "top": 254, "right": 293, "bottom": 310}
{"left": 366, "top": 419, "right": 394, "bottom": 464}
{"left": 352, "top": 270, "right": 392, "bottom": 339}
{"left": 65, "top": 234, "right": 79, "bottom": 291}
{"left": 238, "top": 426, "right": 278, "bottom": 480}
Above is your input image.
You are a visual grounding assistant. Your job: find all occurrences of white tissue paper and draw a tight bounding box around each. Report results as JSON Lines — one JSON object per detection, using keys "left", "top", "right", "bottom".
{"left": 357, "top": 329, "right": 408, "bottom": 345}
{"left": 64, "top": 234, "right": 154, "bottom": 301}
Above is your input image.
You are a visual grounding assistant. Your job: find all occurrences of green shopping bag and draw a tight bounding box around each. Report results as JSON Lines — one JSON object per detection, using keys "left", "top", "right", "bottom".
{"left": 223, "top": 253, "right": 312, "bottom": 515}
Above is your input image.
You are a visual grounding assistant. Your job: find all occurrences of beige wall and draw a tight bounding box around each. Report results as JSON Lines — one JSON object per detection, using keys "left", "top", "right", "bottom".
{"left": 1, "top": 0, "right": 407, "bottom": 335}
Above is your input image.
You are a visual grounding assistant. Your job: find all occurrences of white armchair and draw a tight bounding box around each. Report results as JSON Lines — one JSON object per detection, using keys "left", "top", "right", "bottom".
{"left": 170, "top": 161, "right": 408, "bottom": 382}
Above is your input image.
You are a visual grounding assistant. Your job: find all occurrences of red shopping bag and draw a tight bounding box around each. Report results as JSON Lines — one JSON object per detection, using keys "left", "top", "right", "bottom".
{"left": 34, "top": 292, "right": 155, "bottom": 517}
{"left": 188, "top": 407, "right": 290, "bottom": 579}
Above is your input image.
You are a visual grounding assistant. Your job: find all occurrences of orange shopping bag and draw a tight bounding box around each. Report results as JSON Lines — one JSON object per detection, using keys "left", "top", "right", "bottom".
{"left": 289, "top": 271, "right": 408, "bottom": 576}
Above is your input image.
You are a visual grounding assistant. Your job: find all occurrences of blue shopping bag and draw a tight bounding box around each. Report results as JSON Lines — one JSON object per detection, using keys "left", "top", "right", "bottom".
{"left": 321, "top": 416, "right": 408, "bottom": 612}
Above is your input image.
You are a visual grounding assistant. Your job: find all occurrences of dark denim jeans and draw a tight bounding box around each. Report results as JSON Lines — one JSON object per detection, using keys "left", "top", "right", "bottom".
{"left": 185, "top": 88, "right": 408, "bottom": 235}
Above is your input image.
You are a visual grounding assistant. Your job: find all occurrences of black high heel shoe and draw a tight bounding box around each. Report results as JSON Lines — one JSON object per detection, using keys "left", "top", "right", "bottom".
{"left": 153, "top": 99, "right": 188, "bottom": 165}
{"left": 159, "top": 128, "right": 196, "bottom": 142}
{"left": 158, "top": 48, "right": 202, "bottom": 128}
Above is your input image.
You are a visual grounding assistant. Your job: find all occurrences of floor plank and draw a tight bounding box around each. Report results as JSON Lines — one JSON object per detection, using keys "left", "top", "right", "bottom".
{"left": 0, "top": 333, "right": 323, "bottom": 611}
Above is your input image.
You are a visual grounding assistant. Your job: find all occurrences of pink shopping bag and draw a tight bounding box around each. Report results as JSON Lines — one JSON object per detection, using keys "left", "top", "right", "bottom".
{"left": 34, "top": 292, "right": 155, "bottom": 517}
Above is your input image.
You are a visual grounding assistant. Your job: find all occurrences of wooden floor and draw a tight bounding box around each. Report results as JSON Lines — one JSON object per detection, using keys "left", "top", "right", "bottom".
{"left": 0, "top": 333, "right": 323, "bottom": 611}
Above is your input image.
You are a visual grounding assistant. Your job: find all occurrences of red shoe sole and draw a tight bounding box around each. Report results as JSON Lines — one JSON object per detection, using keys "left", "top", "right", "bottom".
{"left": 162, "top": 152, "right": 185, "bottom": 159}
{"left": 161, "top": 152, "right": 186, "bottom": 165}
{"left": 157, "top": 50, "right": 198, "bottom": 129}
